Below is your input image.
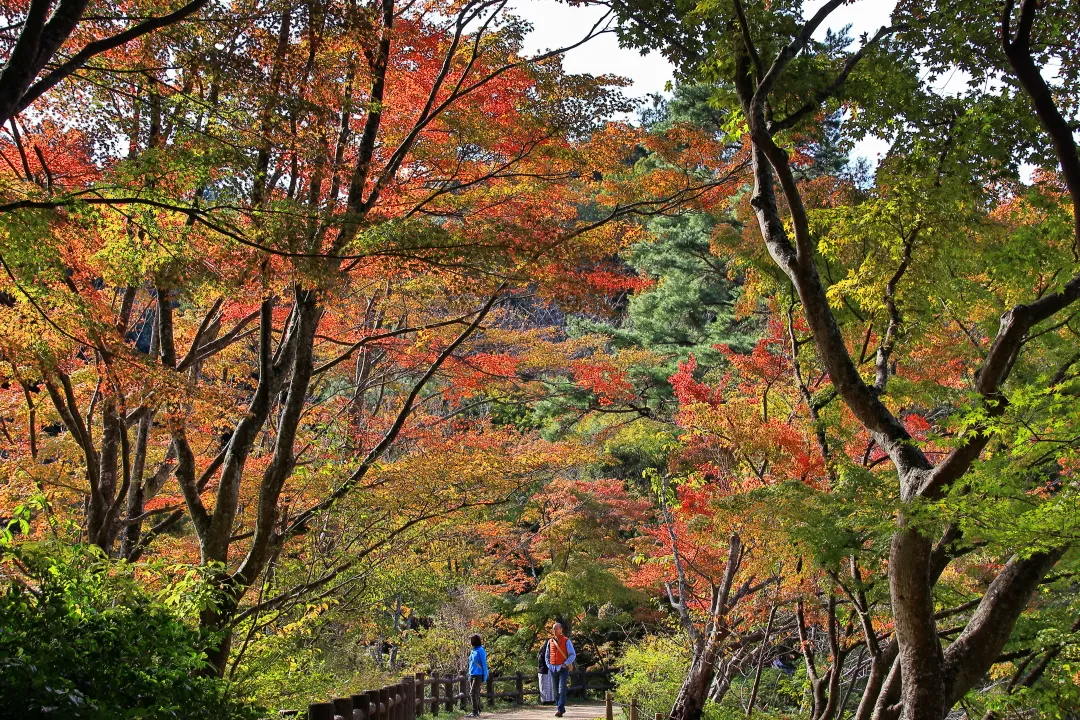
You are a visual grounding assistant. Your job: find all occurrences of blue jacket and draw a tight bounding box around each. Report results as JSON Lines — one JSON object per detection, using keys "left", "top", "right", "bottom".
{"left": 469, "top": 646, "right": 489, "bottom": 681}
{"left": 545, "top": 637, "right": 576, "bottom": 673}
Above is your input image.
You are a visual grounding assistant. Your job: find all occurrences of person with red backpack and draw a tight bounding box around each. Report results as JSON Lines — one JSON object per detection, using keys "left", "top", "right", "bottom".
{"left": 544, "top": 622, "right": 576, "bottom": 717}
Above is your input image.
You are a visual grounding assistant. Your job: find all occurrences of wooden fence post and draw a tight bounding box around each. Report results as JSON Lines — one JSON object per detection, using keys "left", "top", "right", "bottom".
{"left": 630, "top": 697, "right": 638, "bottom": 720}
{"left": 368, "top": 690, "right": 382, "bottom": 720}
{"left": 332, "top": 698, "right": 353, "bottom": 720}
{"left": 352, "top": 693, "right": 370, "bottom": 720}
{"left": 655, "top": 713, "right": 663, "bottom": 720}
{"left": 300, "top": 667, "right": 622, "bottom": 720}
{"left": 416, "top": 673, "right": 426, "bottom": 717}
{"left": 403, "top": 677, "right": 416, "bottom": 720}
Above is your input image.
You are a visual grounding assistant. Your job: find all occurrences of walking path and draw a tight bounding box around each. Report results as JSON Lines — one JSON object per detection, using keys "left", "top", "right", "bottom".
{"left": 490, "top": 703, "right": 606, "bottom": 720}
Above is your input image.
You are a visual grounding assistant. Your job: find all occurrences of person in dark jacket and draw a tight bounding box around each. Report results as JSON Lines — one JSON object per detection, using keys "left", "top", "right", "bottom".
{"left": 537, "top": 638, "right": 554, "bottom": 704}
{"left": 468, "top": 634, "right": 489, "bottom": 717}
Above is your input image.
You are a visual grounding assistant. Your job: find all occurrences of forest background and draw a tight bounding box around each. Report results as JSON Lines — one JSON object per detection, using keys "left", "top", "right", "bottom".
{"left": 1, "top": 0, "right": 1079, "bottom": 719}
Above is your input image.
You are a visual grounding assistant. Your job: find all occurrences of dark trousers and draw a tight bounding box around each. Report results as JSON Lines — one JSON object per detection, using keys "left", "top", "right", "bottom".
{"left": 470, "top": 675, "right": 484, "bottom": 715}
{"left": 554, "top": 667, "right": 569, "bottom": 712}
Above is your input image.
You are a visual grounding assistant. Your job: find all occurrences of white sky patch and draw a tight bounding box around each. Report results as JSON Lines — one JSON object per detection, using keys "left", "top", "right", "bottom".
{"left": 512, "top": 0, "right": 903, "bottom": 165}
{"left": 508, "top": 0, "right": 672, "bottom": 100}
{"left": 510, "top": 0, "right": 1040, "bottom": 180}
{"left": 805, "top": 0, "right": 896, "bottom": 40}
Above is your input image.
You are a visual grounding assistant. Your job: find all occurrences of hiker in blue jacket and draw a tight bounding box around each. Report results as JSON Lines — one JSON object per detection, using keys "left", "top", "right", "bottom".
{"left": 468, "top": 634, "right": 489, "bottom": 717}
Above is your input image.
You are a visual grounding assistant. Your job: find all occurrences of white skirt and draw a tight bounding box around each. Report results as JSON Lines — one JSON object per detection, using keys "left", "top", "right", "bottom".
{"left": 538, "top": 671, "right": 555, "bottom": 702}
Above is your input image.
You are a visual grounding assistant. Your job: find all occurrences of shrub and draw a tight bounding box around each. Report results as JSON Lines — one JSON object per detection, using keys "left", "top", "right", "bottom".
{"left": 0, "top": 544, "right": 261, "bottom": 720}
{"left": 612, "top": 634, "right": 690, "bottom": 719}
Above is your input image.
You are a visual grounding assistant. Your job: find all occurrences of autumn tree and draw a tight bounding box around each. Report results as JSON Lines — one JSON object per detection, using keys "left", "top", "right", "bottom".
{"left": 0, "top": 0, "right": 710, "bottom": 679}
{"left": 610, "top": 1, "right": 1080, "bottom": 718}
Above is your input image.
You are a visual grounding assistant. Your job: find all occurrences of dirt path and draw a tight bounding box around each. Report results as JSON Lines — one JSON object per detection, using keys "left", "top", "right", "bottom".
{"left": 487, "top": 703, "right": 606, "bottom": 720}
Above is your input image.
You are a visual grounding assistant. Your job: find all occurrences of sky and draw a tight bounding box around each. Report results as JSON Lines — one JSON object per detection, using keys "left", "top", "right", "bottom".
{"left": 508, "top": 0, "right": 901, "bottom": 163}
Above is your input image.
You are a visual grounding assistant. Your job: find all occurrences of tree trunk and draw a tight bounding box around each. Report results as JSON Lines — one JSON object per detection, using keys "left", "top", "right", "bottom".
{"left": 854, "top": 645, "right": 896, "bottom": 720}
{"left": 671, "top": 628, "right": 728, "bottom": 720}
{"left": 87, "top": 400, "right": 121, "bottom": 551}
{"left": 670, "top": 535, "right": 742, "bottom": 720}
{"left": 708, "top": 656, "right": 736, "bottom": 705}
{"left": 889, "top": 524, "right": 946, "bottom": 720}
{"left": 198, "top": 574, "right": 240, "bottom": 676}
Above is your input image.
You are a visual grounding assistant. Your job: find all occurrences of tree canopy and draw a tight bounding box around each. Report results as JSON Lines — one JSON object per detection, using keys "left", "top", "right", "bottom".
{"left": 1, "top": 1, "right": 1079, "bottom": 719}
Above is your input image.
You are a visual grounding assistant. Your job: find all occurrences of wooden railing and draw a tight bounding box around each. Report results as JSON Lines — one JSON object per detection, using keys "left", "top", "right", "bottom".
{"left": 297, "top": 666, "right": 615, "bottom": 720}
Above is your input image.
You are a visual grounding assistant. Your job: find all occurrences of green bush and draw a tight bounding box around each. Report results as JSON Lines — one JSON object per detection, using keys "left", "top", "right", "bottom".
{"left": 612, "top": 634, "right": 690, "bottom": 719}
{"left": 715, "top": 665, "right": 806, "bottom": 719}
{"left": 0, "top": 544, "right": 261, "bottom": 720}
{"left": 230, "top": 602, "right": 388, "bottom": 713}
{"left": 613, "top": 634, "right": 805, "bottom": 720}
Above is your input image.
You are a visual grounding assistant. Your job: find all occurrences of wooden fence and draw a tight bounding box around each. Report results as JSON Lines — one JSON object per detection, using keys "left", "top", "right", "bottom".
{"left": 298, "top": 666, "right": 616, "bottom": 720}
